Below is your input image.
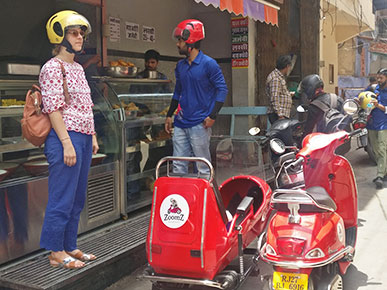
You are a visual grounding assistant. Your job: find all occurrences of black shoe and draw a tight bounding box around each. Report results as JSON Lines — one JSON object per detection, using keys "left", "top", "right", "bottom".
{"left": 383, "top": 175, "right": 387, "bottom": 182}
{"left": 373, "top": 177, "right": 384, "bottom": 189}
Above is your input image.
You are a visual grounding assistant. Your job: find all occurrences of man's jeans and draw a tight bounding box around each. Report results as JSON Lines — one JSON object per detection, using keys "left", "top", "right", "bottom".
{"left": 172, "top": 123, "right": 212, "bottom": 175}
{"left": 368, "top": 129, "right": 387, "bottom": 178}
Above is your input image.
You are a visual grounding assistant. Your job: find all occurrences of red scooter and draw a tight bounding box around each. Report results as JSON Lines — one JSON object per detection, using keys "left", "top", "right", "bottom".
{"left": 259, "top": 128, "right": 361, "bottom": 290}
{"left": 142, "top": 155, "right": 272, "bottom": 290}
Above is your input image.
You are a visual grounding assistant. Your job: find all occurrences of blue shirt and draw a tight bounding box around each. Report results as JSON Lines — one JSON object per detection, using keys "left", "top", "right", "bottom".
{"left": 367, "top": 85, "right": 387, "bottom": 131}
{"left": 172, "top": 51, "right": 228, "bottom": 128}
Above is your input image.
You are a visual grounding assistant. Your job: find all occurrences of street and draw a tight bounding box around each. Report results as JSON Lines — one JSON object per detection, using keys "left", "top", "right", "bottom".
{"left": 106, "top": 144, "right": 387, "bottom": 290}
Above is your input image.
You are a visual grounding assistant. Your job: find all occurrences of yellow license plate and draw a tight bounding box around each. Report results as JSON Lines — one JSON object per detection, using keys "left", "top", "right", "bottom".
{"left": 273, "top": 272, "right": 308, "bottom": 290}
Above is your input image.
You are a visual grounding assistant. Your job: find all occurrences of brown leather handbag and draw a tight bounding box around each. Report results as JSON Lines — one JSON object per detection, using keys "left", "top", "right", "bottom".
{"left": 21, "top": 60, "right": 70, "bottom": 147}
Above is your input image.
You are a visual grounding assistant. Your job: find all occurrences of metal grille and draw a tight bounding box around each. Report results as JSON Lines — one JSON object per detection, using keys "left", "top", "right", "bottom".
{"left": 0, "top": 211, "right": 150, "bottom": 290}
{"left": 87, "top": 173, "right": 115, "bottom": 219}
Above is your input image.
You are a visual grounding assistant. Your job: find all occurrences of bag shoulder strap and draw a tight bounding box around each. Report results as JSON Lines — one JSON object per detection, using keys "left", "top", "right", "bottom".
{"left": 330, "top": 93, "right": 337, "bottom": 109}
{"left": 54, "top": 58, "right": 70, "bottom": 104}
{"left": 311, "top": 98, "right": 330, "bottom": 113}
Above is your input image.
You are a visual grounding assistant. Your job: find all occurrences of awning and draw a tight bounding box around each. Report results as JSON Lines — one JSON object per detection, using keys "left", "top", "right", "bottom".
{"left": 194, "top": 0, "right": 280, "bottom": 26}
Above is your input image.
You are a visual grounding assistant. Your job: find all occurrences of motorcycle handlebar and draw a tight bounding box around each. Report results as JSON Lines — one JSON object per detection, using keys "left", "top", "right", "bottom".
{"left": 349, "top": 128, "right": 363, "bottom": 138}
{"left": 285, "top": 156, "right": 304, "bottom": 171}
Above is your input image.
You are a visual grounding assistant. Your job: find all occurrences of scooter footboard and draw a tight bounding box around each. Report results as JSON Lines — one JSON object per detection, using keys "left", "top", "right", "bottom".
{"left": 146, "top": 175, "right": 231, "bottom": 280}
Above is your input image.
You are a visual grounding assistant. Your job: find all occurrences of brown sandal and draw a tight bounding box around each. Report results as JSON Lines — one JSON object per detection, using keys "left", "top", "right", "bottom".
{"left": 48, "top": 255, "right": 84, "bottom": 269}
{"left": 66, "top": 250, "right": 96, "bottom": 262}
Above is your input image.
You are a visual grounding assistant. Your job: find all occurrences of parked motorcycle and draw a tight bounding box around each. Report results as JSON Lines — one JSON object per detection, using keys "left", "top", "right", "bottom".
{"left": 258, "top": 99, "right": 360, "bottom": 290}
{"left": 249, "top": 118, "right": 304, "bottom": 189}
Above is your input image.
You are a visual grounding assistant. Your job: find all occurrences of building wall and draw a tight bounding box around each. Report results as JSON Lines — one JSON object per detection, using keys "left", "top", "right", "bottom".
{"left": 320, "top": 10, "right": 338, "bottom": 94}
{"left": 255, "top": 0, "right": 319, "bottom": 105}
{"left": 338, "top": 39, "right": 356, "bottom": 76}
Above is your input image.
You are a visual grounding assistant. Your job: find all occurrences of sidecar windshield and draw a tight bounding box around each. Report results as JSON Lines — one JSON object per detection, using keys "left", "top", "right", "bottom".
{"left": 213, "top": 136, "right": 272, "bottom": 185}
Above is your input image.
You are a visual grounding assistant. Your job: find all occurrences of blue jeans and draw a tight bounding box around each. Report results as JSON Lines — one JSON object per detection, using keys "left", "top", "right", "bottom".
{"left": 40, "top": 129, "right": 92, "bottom": 252}
{"left": 172, "top": 123, "right": 211, "bottom": 175}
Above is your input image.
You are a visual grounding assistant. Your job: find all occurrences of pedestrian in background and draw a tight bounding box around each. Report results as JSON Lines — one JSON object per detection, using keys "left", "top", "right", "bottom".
{"left": 40, "top": 10, "right": 99, "bottom": 269}
{"left": 365, "top": 76, "right": 378, "bottom": 92}
{"left": 165, "top": 19, "right": 228, "bottom": 175}
{"left": 137, "top": 49, "right": 167, "bottom": 80}
{"left": 368, "top": 68, "right": 387, "bottom": 189}
{"left": 266, "top": 55, "right": 293, "bottom": 124}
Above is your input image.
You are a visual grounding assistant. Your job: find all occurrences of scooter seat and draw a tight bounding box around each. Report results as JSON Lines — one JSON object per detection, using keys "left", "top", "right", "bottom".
{"left": 306, "top": 186, "right": 337, "bottom": 211}
{"left": 272, "top": 186, "right": 336, "bottom": 212}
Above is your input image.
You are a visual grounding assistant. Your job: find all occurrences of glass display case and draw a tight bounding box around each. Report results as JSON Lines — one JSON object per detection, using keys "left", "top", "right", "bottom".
{"left": 95, "top": 77, "right": 173, "bottom": 214}
{"left": 0, "top": 78, "right": 121, "bottom": 265}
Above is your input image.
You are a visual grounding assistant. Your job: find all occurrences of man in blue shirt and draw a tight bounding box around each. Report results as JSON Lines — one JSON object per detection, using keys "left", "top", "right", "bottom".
{"left": 165, "top": 19, "right": 228, "bottom": 175}
{"left": 368, "top": 68, "right": 387, "bottom": 189}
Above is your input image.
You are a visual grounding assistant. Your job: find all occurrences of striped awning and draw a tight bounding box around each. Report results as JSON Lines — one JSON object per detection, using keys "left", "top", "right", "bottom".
{"left": 194, "top": 0, "right": 280, "bottom": 26}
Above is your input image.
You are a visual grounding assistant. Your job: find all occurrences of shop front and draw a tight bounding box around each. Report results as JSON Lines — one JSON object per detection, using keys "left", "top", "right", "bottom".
{"left": 0, "top": 0, "right": 284, "bottom": 266}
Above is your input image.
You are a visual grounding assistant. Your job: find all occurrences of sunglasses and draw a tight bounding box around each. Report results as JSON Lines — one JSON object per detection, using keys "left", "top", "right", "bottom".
{"left": 66, "top": 30, "right": 85, "bottom": 37}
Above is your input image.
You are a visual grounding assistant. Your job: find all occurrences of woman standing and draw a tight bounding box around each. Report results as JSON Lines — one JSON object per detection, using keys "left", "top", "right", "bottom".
{"left": 39, "top": 10, "right": 99, "bottom": 269}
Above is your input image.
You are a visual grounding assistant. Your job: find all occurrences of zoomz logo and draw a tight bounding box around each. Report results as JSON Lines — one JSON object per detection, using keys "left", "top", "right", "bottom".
{"left": 160, "top": 194, "right": 189, "bottom": 229}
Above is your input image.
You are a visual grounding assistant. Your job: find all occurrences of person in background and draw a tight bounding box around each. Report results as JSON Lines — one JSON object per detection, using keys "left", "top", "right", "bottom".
{"left": 298, "top": 74, "right": 344, "bottom": 138}
{"left": 366, "top": 76, "right": 378, "bottom": 92}
{"left": 165, "top": 19, "right": 228, "bottom": 175}
{"left": 39, "top": 10, "right": 98, "bottom": 269}
{"left": 266, "top": 55, "right": 293, "bottom": 124}
{"left": 368, "top": 68, "right": 387, "bottom": 189}
{"left": 137, "top": 49, "right": 167, "bottom": 80}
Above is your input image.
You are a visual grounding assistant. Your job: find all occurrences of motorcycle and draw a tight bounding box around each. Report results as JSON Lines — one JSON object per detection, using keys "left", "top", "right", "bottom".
{"left": 249, "top": 118, "right": 304, "bottom": 189}
{"left": 259, "top": 99, "right": 360, "bottom": 290}
{"left": 352, "top": 91, "right": 377, "bottom": 164}
{"left": 141, "top": 154, "right": 273, "bottom": 290}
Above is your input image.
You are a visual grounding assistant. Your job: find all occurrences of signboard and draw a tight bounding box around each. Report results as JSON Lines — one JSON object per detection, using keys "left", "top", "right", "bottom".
{"left": 125, "top": 22, "right": 140, "bottom": 40}
{"left": 109, "top": 16, "right": 121, "bottom": 43}
{"left": 231, "top": 17, "right": 248, "bottom": 68}
{"left": 142, "top": 26, "right": 156, "bottom": 43}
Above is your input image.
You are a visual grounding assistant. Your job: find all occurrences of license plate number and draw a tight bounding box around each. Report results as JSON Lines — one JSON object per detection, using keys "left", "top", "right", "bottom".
{"left": 273, "top": 272, "right": 308, "bottom": 290}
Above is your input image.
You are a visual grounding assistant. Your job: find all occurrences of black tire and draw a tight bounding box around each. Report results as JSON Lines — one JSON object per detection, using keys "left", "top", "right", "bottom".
{"left": 366, "top": 135, "right": 377, "bottom": 165}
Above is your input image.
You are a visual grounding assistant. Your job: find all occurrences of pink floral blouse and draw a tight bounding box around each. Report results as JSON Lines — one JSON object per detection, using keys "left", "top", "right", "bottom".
{"left": 39, "top": 58, "right": 95, "bottom": 135}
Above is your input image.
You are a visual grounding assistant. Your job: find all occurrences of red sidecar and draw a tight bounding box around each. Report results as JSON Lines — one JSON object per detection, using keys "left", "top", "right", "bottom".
{"left": 143, "top": 156, "right": 272, "bottom": 289}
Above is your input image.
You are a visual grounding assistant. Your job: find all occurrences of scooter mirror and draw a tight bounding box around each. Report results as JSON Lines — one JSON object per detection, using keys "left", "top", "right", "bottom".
{"left": 297, "top": 105, "right": 306, "bottom": 113}
{"left": 343, "top": 99, "right": 359, "bottom": 115}
{"left": 248, "top": 127, "right": 261, "bottom": 136}
{"left": 270, "top": 138, "right": 286, "bottom": 154}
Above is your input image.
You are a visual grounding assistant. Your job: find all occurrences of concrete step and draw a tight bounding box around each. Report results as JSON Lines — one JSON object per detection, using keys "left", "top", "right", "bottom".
{"left": 0, "top": 210, "right": 150, "bottom": 290}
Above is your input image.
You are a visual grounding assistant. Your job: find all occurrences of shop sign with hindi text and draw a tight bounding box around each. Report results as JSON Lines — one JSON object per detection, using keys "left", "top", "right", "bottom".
{"left": 231, "top": 17, "right": 248, "bottom": 68}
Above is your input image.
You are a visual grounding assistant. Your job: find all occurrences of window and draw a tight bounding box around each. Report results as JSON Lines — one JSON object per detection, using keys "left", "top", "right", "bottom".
{"left": 329, "top": 64, "right": 334, "bottom": 84}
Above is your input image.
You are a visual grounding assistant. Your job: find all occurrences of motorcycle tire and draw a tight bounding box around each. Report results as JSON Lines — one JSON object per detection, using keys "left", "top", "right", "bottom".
{"left": 366, "top": 135, "right": 377, "bottom": 165}
{"left": 314, "top": 263, "right": 343, "bottom": 290}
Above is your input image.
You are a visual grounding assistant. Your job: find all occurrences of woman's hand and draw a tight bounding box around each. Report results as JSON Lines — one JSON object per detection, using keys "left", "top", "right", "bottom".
{"left": 92, "top": 135, "right": 99, "bottom": 155}
{"left": 62, "top": 139, "right": 77, "bottom": 166}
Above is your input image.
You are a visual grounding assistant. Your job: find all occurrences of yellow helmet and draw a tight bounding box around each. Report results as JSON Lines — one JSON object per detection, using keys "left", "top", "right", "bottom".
{"left": 357, "top": 91, "right": 376, "bottom": 110}
{"left": 46, "top": 10, "right": 91, "bottom": 44}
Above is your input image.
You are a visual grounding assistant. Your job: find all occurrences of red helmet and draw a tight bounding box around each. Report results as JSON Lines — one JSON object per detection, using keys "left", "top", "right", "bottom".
{"left": 173, "top": 19, "right": 205, "bottom": 44}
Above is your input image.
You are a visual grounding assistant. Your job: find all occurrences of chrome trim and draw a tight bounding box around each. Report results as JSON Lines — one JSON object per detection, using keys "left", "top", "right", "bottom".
{"left": 201, "top": 188, "right": 208, "bottom": 268}
{"left": 260, "top": 245, "right": 354, "bottom": 269}
{"left": 149, "top": 186, "right": 158, "bottom": 262}
{"left": 155, "top": 156, "right": 214, "bottom": 183}
{"left": 271, "top": 189, "right": 335, "bottom": 212}
{"left": 141, "top": 275, "right": 224, "bottom": 289}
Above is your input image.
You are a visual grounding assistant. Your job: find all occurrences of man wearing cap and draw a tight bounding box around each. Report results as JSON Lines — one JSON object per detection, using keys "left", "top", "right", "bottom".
{"left": 165, "top": 19, "right": 228, "bottom": 175}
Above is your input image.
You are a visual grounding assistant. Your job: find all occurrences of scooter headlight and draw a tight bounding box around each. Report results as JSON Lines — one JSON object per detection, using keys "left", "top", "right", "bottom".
{"left": 265, "top": 243, "right": 277, "bottom": 256}
{"left": 305, "top": 248, "right": 325, "bottom": 259}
